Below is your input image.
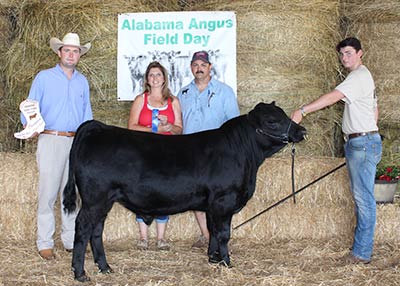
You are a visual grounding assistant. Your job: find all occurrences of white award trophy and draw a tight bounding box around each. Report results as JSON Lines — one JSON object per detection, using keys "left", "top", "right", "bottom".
{"left": 14, "top": 99, "right": 45, "bottom": 140}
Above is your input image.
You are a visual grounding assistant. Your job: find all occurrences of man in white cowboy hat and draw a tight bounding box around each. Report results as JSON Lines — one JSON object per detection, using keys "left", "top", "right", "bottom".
{"left": 20, "top": 32, "right": 93, "bottom": 260}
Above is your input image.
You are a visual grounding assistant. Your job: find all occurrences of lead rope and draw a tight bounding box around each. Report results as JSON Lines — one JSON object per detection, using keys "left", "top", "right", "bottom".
{"left": 232, "top": 156, "right": 347, "bottom": 231}
{"left": 291, "top": 143, "right": 296, "bottom": 204}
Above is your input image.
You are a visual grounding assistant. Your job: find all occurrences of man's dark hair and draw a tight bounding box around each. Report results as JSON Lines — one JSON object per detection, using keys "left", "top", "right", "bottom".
{"left": 336, "top": 37, "right": 362, "bottom": 52}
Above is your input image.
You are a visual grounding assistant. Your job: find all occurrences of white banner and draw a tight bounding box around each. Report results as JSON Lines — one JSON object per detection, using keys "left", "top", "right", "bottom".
{"left": 117, "top": 11, "right": 237, "bottom": 101}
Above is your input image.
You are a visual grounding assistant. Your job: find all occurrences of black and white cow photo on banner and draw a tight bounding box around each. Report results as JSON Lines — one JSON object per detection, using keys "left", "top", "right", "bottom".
{"left": 123, "top": 49, "right": 227, "bottom": 96}
{"left": 117, "top": 11, "right": 237, "bottom": 100}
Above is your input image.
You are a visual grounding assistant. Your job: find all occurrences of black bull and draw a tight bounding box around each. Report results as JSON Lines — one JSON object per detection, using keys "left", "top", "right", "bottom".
{"left": 63, "top": 102, "right": 306, "bottom": 282}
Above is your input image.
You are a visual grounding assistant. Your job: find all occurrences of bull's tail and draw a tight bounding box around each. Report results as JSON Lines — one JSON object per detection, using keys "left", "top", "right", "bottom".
{"left": 63, "top": 133, "right": 79, "bottom": 214}
{"left": 63, "top": 120, "right": 103, "bottom": 214}
{"left": 63, "top": 159, "right": 77, "bottom": 214}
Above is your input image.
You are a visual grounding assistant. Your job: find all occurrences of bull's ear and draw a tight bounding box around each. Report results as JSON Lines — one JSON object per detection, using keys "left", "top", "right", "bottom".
{"left": 248, "top": 104, "right": 263, "bottom": 126}
{"left": 271, "top": 101, "right": 276, "bottom": 106}
{"left": 254, "top": 102, "right": 266, "bottom": 110}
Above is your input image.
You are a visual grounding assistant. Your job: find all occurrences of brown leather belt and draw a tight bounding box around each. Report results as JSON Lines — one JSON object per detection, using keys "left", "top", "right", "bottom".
{"left": 347, "top": 131, "right": 379, "bottom": 140}
{"left": 42, "top": 130, "right": 76, "bottom": 137}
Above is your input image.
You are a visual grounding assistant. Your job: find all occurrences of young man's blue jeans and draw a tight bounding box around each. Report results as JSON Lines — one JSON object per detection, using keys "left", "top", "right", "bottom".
{"left": 344, "top": 132, "right": 382, "bottom": 261}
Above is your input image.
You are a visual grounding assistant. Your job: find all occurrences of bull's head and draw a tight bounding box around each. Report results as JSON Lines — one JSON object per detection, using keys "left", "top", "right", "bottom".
{"left": 248, "top": 102, "right": 306, "bottom": 146}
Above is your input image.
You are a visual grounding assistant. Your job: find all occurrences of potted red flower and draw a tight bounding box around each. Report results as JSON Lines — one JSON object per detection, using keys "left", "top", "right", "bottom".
{"left": 376, "top": 165, "right": 400, "bottom": 182}
{"left": 374, "top": 165, "right": 399, "bottom": 203}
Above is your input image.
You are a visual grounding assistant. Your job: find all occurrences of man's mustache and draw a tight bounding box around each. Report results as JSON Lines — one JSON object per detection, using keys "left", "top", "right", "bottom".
{"left": 195, "top": 71, "right": 204, "bottom": 74}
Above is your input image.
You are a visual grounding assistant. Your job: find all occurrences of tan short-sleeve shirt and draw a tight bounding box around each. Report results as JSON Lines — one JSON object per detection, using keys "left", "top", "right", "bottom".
{"left": 335, "top": 65, "right": 378, "bottom": 135}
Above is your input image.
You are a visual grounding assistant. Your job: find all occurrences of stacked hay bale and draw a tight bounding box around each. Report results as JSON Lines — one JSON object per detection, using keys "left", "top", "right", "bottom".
{"left": 1, "top": 0, "right": 399, "bottom": 248}
{"left": 0, "top": 152, "right": 38, "bottom": 241}
{"left": 183, "top": 0, "right": 344, "bottom": 157}
{"left": 0, "top": 4, "right": 15, "bottom": 151}
{"left": 2, "top": 0, "right": 180, "bottom": 152}
{"left": 2, "top": 0, "right": 345, "bottom": 157}
{"left": 340, "top": 0, "right": 400, "bottom": 165}
{"left": 1, "top": 1, "right": 399, "bottom": 159}
{"left": 103, "top": 157, "right": 357, "bottom": 243}
{"left": 2, "top": 152, "right": 399, "bottom": 245}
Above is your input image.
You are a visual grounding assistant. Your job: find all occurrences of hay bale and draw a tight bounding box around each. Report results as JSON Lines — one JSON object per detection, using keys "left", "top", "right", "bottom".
{"left": 2, "top": 152, "right": 399, "bottom": 245}
{"left": 341, "top": 21, "right": 400, "bottom": 125}
{"left": 3, "top": 0, "right": 181, "bottom": 103}
{"left": 379, "top": 122, "right": 400, "bottom": 167}
{"left": 340, "top": 0, "right": 400, "bottom": 165}
{"left": 2, "top": 0, "right": 344, "bottom": 157}
{"left": 1, "top": 0, "right": 181, "bottom": 151}
{"left": 341, "top": 0, "right": 400, "bottom": 23}
{"left": 1, "top": 0, "right": 399, "bottom": 159}
{"left": 0, "top": 8, "right": 15, "bottom": 151}
{"left": 0, "top": 152, "right": 38, "bottom": 241}
{"left": 92, "top": 99, "right": 132, "bottom": 128}
{"left": 183, "top": 0, "right": 343, "bottom": 157}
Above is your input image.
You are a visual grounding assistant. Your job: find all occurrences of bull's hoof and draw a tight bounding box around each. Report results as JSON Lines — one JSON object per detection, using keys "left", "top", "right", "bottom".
{"left": 208, "top": 251, "right": 221, "bottom": 262}
{"left": 75, "top": 274, "right": 91, "bottom": 282}
{"left": 208, "top": 257, "right": 231, "bottom": 267}
{"left": 99, "top": 267, "right": 114, "bottom": 274}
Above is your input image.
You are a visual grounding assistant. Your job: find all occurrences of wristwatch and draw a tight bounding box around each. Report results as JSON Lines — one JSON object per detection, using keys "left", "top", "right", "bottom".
{"left": 300, "top": 106, "right": 307, "bottom": 117}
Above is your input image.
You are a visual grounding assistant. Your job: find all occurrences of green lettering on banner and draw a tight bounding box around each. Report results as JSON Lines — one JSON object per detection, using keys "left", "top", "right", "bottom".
{"left": 188, "top": 18, "right": 198, "bottom": 30}
{"left": 226, "top": 19, "right": 233, "bottom": 28}
{"left": 122, "top": 18, "right": 184, "bottom": 31}
{"left": 144, "top": 33, "right": 178, "bottom": 45}
{"left": 183, "top": 33, "right": 192, "bottom": 44}
{"left": 122, "top": 16, "right": 232, "bottom": 32}
{"left": 187, "top": 18, "right": 234, "bottom": 32}
{"left": 121, "top": 19, "right": 131, "bottom": 30}
{"left": 146, "top": 19, "right": 153, "bottom": 30}
{"left": 183, "top": 33, "right": 210, "bottom": 47}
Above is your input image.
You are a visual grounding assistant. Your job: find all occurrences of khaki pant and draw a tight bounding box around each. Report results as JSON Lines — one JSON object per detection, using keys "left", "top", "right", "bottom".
{"left": 36, "top": 134, "right": 76, "bottom": 251}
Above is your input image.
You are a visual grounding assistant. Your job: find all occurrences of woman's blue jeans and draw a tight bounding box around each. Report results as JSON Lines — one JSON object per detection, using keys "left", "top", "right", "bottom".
{"left": 344, "top": 132, "right": 382, "bottom": 261}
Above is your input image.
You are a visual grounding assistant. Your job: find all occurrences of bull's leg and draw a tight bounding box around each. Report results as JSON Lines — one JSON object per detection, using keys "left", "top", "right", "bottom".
{"left": 207, "top": 214, "right": 233, "bottom": 267}
{"left": 206, "top": 212, "right": 219, "bottom": 259}
{"left": 90, "top": 212, "right": 113, "bottom": 274}
{"left": 72, "top": 209, "right": 93, "bottom": 282}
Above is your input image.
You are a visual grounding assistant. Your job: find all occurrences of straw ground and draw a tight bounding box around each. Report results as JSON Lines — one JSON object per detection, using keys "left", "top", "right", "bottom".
{"left": 0, "top": 237, "right": 399, "bottom": 286}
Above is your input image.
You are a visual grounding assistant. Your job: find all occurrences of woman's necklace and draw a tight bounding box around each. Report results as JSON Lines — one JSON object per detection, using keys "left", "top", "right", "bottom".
{"left": 148, "top": 93, "right": 165, "bottom": 108}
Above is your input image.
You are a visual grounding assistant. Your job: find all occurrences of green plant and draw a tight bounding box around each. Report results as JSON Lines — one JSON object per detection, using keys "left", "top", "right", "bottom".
{"left": 376, "top": 165, "right": 400, "bottom": 182}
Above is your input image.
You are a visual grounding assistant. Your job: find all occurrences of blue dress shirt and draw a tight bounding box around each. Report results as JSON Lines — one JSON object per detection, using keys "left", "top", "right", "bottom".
{"left": 21, "top": 64, "right": 92, "bottom": 132}
{"left": 177, "top": 78, "right": 240, "bottom": 134}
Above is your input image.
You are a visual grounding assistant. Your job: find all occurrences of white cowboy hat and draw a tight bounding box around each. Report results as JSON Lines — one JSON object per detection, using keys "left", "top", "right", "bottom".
{"left": 49, "top": 32, "right": 91, "bottom": 56}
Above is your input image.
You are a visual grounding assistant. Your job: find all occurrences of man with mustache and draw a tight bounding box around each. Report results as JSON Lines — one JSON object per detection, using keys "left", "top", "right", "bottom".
{"left": 177, "top": 50, "right": 240, "bottom": 248}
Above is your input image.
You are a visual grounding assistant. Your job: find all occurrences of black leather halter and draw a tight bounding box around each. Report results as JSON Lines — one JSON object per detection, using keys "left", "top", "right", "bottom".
{"left": 255, "top": 120, "right": 292, "bottom": 144}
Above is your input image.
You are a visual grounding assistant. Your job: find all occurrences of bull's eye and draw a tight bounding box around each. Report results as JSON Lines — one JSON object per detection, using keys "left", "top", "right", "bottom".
{"left": 265, "top": 121, "right": 279, "bottom": 130}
